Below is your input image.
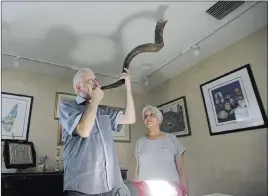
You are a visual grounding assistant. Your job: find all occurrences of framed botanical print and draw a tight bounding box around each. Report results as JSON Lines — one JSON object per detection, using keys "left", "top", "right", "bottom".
{"left": 158, "top": 96, "right": 192, "bottom": 137}
{"left": 1, "top": 92, "right": 34, "bottom": 141}
{"left": 54, "top": 92, "right": 76, "bottom": 119}
{"left": 200, "top": 64, "right": 268, "bottom": 135}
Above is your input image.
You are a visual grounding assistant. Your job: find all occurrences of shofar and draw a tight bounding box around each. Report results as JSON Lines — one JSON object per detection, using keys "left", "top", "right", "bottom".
{"left": 101, "top": 20, "right": 167, "bottom": 90}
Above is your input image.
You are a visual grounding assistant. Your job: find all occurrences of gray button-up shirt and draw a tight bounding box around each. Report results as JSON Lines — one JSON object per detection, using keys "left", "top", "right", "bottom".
{"left": 59, "top": 96, "right": 123, "bottom": 194}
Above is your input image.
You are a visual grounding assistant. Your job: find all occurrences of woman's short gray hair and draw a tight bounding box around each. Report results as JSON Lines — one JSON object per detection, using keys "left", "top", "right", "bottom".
{"left": 142, "top": 105, "right": 163, "bottom": 124}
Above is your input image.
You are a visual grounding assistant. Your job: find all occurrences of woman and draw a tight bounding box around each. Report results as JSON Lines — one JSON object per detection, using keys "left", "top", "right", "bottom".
{"left": 134, "top": 105, "right": 189, "bottom": 193}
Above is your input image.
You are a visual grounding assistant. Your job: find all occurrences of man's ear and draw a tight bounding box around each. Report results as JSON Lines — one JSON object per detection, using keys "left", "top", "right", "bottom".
{"left": 76, "top": 84, "right": 81, "bottom": 93}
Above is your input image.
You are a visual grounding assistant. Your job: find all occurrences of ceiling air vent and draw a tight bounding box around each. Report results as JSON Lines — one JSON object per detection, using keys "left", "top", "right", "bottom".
{"left": 206, "top": 1, "right": 245, "bottom": 20}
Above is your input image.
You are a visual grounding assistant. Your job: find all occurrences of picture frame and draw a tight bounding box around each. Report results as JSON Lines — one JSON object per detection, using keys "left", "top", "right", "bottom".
{"left": 3, "top": 139, "right": 36, "bottom": 169}
{"left": 111, "top": 107, "right": 131, "bottom": 143}
{"left": 1, "top": 92, "right": 34, "bottom": 141}
{"left": 57, "top": 121, "right": 66, "bottom": 145}
{"left": 158, "top": 96, "right": 192, "bottom": 137}
{"left": 200, "top": 64, "right": 268, "bottom": 136}
{"left": 54, "top": 92, "right": 76, "bottom": 119}
{"left": 113, "top": 124, "right": 131, "bottom": 143}
{"left": 57, "top": 107, "right": 131, "bottom": 144}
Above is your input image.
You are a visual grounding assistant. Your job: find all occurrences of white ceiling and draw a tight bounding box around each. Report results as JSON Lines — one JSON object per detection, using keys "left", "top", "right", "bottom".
{"left": 2, "top": 1, "right": 267, "bottom": 93}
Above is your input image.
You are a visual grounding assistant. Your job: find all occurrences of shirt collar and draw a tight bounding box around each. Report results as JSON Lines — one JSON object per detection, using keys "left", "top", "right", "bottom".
{"left": 76, "top": 96, "right": 86, "bottom": 104}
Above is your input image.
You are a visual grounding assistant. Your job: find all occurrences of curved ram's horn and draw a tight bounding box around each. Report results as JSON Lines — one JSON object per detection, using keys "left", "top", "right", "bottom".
{"left": 101, "top": 20, "right": 167, "bottom": 90}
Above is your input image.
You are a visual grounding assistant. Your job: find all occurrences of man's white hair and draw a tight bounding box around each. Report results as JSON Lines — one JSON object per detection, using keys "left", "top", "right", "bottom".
{"left": 142, "top": 105, "right": 163, "bottom": 124}
{"left": 73, "top": 68, "right": 93, "bottom": 94}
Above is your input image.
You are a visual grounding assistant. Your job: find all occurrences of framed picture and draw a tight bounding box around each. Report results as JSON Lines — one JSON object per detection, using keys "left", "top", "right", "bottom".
{"left": 200, "top": 64, "right": 268, "bottom": 136}
{"left": 3, "top": 140, "right": 36, "bottom": 169}
{"left": 54, "top": 92, "right": 76, "bottom": 119}
{"left": 112, "top": 107, "right": 131, "bottom": 143}
{"left": 112, "top": 124, "right": 131, "bottom": 143}
{"left": 57, "top": 121, "right": 131, "bottom": 144}
{"left": 158, "top": 96, "right": 192, "bottom": 137}
{"left": 57, "top": 121, "right": 66, "bottom": 145}
{"left": 57, "top": 112, "right": 131, "bottom": 144}
{"left": 1, "top": 92, "right": 34, "bottom": 141}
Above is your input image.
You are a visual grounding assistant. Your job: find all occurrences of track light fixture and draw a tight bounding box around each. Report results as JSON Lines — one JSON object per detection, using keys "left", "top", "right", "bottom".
{"left": 192, "top": 45, "right": 200, "bottom": 56}
{"left": 14, "top": 56, "right": 20, "bottom": 67}
{"left": 143, "top": 77, "right": 149, "bottom": 86}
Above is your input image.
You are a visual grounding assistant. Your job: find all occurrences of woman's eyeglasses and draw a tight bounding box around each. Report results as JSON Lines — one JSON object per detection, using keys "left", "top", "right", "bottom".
{"left": 144, "top": 113, "right": 156, "bottom": 120}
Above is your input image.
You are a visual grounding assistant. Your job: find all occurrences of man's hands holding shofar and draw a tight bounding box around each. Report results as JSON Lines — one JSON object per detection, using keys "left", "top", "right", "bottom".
{"left": 91, "top": 87, "right": 104, "bottom": 104}
{"left": 119, "top": 68, "right": 131, "bottom": 87}
{"left": 91, "top": 68, "right": 132, "bottom": 104}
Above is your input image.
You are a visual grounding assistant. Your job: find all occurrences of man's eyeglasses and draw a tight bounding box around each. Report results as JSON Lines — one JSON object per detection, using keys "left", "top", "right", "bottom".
{"left": 84, "top": 78, "right": 100, "bottom": 85}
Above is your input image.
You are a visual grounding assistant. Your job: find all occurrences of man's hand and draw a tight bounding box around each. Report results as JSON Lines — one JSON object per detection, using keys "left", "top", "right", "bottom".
{"left": 76, "top": 87, "right": 103, "bottom": 138}
{"left": 91, "top": 87, "right": 104, "bottom": 104}
{"left": 119, "top": 68, "right": 131, "bottom": 87}
{"left": 118, "top": 68, "right": 136, "bottom": 124}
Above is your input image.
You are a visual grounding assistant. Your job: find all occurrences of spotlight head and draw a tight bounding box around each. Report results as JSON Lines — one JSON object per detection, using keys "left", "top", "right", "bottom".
{"left": 14, "top": 57, "right": 20, "bottom": 68}
{"left": 192, "top": 45, "right": 200, "bottom": 56}
{"left": 143, "top": 77, "right": 149, "bottom": 86}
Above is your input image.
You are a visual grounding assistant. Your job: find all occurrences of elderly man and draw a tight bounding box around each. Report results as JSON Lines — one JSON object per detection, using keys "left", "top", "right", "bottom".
{"left": 59, "top": 68, "right": 135, "bottom": 196}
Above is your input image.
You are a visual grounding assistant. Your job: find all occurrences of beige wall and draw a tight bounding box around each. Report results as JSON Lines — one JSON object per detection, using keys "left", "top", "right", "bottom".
{"left": 1, "top": 70, "right": 145, "bottom": 179}
{"left": 148, "top": 27, "right": 267, "bottom": 196}
{"left": 2, "top": 27, "right": 267, "bottom": 195}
